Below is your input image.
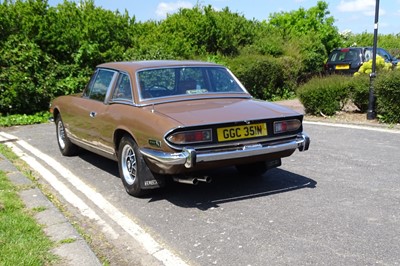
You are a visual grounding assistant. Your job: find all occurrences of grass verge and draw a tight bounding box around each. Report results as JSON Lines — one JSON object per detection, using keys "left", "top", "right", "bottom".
{"left": 0, "top": 169, "right": 57, "bottom": 265}
{"left": 0, "top": 144, "right": 58, "bottom": 265}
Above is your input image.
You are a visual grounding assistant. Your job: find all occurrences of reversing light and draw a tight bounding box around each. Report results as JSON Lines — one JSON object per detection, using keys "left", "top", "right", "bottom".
{"left": 168, "top": 129, "right": 212, "bottom": 144}
{"left": 274, "top": 119, "right": 301, "bottom": 134}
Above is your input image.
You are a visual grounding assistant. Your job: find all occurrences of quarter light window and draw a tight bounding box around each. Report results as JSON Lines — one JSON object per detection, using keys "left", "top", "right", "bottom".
{"left": 112, "top": 73, "right": 132, "bottom": 101}
{"left": 84, "top": 69, "right": 116, "bottom": 102}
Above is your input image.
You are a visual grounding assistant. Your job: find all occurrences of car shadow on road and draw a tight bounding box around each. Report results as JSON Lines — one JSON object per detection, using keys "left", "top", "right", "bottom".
{"left": 78, "top": 150, "right": 120, "bottom": 176}
{"left": 77, "top": 151, "right": 316, "bottom": 211}
{"left": 150, "top": 167, "right": 317, "bottom": 210}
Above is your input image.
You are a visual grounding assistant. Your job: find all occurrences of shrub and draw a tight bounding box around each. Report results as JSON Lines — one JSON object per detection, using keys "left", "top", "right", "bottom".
{"left": 375, "top": 71, "right": 400, "bottom": 123}
{"left": 354, "top": 55, "right": 392, "bottom": 76}
{"left": 277, "top": 56, "right": 302, "bottom": 98}
{"left": 0, "top": 111, "right": 50, "bottom": 127}
{"left": 349, "top": 75, "right": 370, "bottom": 112}
{"left": 227, "top": 55, "right": 286, "bottom": 100}
{"left": 297, "top": 75, "right": 351, "bottom": 116}
{"left": 0, "top": 37, "right": 57, "bottom": 115}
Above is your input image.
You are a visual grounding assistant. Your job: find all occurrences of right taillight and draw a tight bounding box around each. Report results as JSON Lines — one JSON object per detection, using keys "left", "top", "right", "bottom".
{"left": 274, "top": 119, "right": 301, "bottom": 134}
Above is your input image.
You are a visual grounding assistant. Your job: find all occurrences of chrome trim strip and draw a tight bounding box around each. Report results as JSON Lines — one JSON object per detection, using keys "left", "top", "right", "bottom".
{"left": 69, "top": 136, "right": 116, "bottom": 160}
{"left": 140, "top": 149, "right": 190, "bottom": 165}
{"left": 140, "top": 132, "right": 310, "bottom": 169}
{"left": 136, "top": 94, "right": 252, "bottom": 107}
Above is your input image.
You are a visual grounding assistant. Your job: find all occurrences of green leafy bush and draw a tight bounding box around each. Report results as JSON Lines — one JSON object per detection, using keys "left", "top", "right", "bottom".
{"left": 354, "top": 56, "right": 392, "bottom": 76}
{"left": 349, "top": 75, "right": 370, "bottom": 112}
{"left": 0, "top": 111, "right": 51, "bottom": 127}
{"left": 375, "top": 71, "right": 400, "bottom": 123}
{"left": 297, "top": 75, "right": 351, "bottom": 115}
{"left": 276, "top": 55, "right": 302, "bottom": 98}
{"left": 227, "top": 55, "right": 286, "bottom": 100}
{"left": 0, "top": 36, "right": 57, "bottom": 115}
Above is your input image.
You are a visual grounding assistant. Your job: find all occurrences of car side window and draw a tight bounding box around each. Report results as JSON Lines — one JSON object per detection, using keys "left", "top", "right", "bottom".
{"left": 364, "top": 49, "right": 372, "bottom": 61}
{"left": 377, "top": 48, "right": 391, "bottom": 61}
{"left": 112, "top": 73, "right": 132, "bottom": 101}
{"left": 84, "top": 69, "right": 116, "bottom": 102}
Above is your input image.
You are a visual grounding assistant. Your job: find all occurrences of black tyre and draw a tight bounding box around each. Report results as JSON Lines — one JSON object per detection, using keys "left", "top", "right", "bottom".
{"left": 118, "top": 135, "right": 147, "bottom": 197}
{"left": 236, "top": 161, "right": 268, "bottom": 176}
{"left": 55, "top": 115, "right": 79, "bottom": 156}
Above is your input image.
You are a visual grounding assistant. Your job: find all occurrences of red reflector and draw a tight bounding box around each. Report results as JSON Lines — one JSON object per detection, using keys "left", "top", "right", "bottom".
{"left": 274, "top": 119, "right": 301, "bottom": 134}
{"left": 189, "top": 131, "right": 204, "bottom": 142}
{"left": 275, "top": 122, "right": 287, "bottom": 133}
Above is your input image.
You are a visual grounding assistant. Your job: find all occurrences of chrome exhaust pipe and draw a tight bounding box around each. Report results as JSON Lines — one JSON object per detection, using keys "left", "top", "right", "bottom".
{"left": 173, "top": 177, "right": 199, "bottom": 185}
{"left": 197, "top": 176, "right": 212, "bottom": 183}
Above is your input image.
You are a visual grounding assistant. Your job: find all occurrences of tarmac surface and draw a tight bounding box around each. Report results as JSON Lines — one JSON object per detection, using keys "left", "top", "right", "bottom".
{"left": 1, "top": 98, "right": 398, "bottom": 265}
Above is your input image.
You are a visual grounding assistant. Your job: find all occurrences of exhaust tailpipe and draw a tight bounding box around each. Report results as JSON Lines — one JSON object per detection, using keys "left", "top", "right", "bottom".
{"left": 173, "top": 177, "right": 199, "bottom": 185}
{"left": 197, "top": 176, "right": 212, "bottom": 183}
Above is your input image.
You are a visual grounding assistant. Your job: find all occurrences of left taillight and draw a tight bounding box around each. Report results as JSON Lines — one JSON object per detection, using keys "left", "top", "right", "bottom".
{"left": 274, "top": 119, "right": 301, "bottom": 134}
{"left": 167, "top": 129, "right": 212, "bottom": 145}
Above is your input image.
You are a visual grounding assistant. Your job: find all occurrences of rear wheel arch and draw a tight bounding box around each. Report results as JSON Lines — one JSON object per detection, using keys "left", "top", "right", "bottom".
{"left": 52, "top": 108, "right": 60, "bottom": 121}
{"left": 114, "top": 129, "right": 137, "bottom": 157}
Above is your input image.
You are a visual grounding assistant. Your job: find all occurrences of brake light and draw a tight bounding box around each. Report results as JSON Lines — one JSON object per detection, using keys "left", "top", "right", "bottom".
{"left": 274, "top": 119, "right": 301, "bottom": 134}
{"left": 168, "top": 129, "right": 212, "bottom": 144}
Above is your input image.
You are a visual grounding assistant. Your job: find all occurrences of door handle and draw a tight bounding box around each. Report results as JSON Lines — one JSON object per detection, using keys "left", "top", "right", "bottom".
{"left": 89, "top": 111, "right": 97, "bottom": 118}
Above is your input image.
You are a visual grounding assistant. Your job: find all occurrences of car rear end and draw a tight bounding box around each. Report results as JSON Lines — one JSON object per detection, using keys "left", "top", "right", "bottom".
{"left": 139, "top": 99, "right": 310, "bottom": 175}
{"left": 324, "top": 48, "right": 363, "bottom": 75}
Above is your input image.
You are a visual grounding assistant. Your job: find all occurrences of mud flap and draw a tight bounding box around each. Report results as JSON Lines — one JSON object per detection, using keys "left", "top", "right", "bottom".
{"left": 138, "top": 157, "right": 166, "bottom": 189}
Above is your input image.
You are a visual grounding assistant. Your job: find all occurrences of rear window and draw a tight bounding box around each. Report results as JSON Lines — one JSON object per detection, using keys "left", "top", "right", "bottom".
{"left": 137, "top": 66, "right": 245, "bottom": 100}
{"left": 329, "top": 49, "right": 361, "bottom": 62}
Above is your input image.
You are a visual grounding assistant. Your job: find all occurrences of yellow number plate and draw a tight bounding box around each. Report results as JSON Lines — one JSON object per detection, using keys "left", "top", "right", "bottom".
{"left": 335, "top": 65, "right": 350, "bottom": 70}
{"left": 217, "top": 123, "right": 267, "bottom": 142}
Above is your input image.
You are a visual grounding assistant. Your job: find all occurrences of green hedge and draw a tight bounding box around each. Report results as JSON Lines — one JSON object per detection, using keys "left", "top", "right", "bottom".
{"left": 227, "top": 55, "right": 292, "bottom": 100}
{"left": 298, "top": 72, "right": 400, "bottom": 124}
{"left": 349, "top": 75, "right": 370, "bottom": 113}
{"left": 297, "top": 75, "right": 351, "bottom": 116}
{"left": 375, "top": 71, "right": 400, "bottom": 123}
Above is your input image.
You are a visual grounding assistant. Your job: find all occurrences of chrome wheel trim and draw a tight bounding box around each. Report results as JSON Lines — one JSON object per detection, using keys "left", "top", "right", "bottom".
{"left": 121, "top": 144, "right": 136, "bottom": 186}
{"left": 57, "top": 120, "right": 66, "bottom": 150}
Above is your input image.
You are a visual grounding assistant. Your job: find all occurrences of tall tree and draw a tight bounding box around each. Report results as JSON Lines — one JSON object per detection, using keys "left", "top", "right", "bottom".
{"left": 268, "top": 1, "right": 340, "bottom": 54}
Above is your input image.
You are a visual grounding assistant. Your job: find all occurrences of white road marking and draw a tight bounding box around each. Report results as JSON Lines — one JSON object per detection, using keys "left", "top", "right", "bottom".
{"left": 0, "top": 131, "right": 18, "bottom": 143}
{"left": 304, "top": 121, "right": 400, "bottom": 134}
{"left": 5, "top": 137, "right": 188, "bottom": 266}
{"left": 5, "top": 142, "right": 119, "bottom": 239}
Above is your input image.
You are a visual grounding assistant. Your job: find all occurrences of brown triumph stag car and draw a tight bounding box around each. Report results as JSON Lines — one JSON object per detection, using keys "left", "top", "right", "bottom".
{"left": 50, "top": 60, "right": 310, "bottom": 197}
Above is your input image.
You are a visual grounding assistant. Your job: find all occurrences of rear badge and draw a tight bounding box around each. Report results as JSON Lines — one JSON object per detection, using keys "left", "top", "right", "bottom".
{"left": 148, "top": 139, "right": 161, "bottom": 148}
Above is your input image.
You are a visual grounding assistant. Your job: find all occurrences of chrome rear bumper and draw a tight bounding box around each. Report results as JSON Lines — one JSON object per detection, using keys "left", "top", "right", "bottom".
{"left": 140, "top": 133, "right": 310, "bottom": 169}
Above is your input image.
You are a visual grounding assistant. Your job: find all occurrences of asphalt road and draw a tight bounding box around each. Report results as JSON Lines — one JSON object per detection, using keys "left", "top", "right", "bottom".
{"left": 3, "top": 122, "right": 400, "bottom": 266}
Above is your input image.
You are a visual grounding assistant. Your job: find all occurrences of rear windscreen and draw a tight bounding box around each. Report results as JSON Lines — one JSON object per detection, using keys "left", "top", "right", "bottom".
{"left": 329, "top": 49, "right": 360, "bottom": 62}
